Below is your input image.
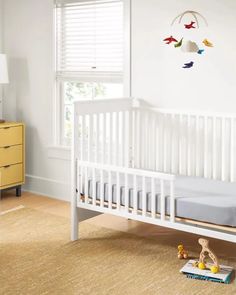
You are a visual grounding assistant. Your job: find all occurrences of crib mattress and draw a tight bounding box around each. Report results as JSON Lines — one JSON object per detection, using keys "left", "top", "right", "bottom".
{"left": 84, "top": 175, "right": 236, "bottom": 227}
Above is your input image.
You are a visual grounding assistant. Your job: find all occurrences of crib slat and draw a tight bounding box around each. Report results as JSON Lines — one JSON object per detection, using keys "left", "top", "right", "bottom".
{"left": 163, "top": 114, "right": 167, "bottom": 172}
{"left": 102, "top": 113, "right": 106, "bottom": 164}
{"left": 221, "top": 118, "right": 226, "bottom": 181}
{"left": 151, "top": 113, "right": 156, "bottom": 171}
{"left": 156, "top": 114, "right": 160, "bottom": 171}
{"left": 195, "top": 116, "right": 199, "bottom": 177}
{"left": 171, "top": 114, "right": 175, "bottom": 174}
{"left": 133, "top": 174, "right": 137, "bottom": 214}
{"left": 109, "top": 113, "right": 113, "bottom": 165}
{"left": 84, "top": 166, "right": 88, "bottom": 204}
{"left": 81, "top": 115, "right": 85, "bottom": 161}
{"left": 126, "top": 110, "right": 131, "bottom": 167}
{"left": 116, "top": 171, "right": 120, "bottom": 210}
{"left": 148, "top": 113, "right": 153, "bottom": 169}
{"left": 230, "top": 118, "right": 235, "bottom": 182}
{"left": 151, "top": 177, "right": 155, "bottom": 219}
{"left": 117, "top": 112, "right": 121, "bottom": 166}
{"left": 141, "top": 111, "right": 145, "bottom": 169}
{"left": 80, "top": 166, "right": 83, "bottom": 195}
{"left": 108, "top": 170, "right": 112, "bottom": 209}
{"left": 123, "top": 111, "right": 128, "bottom": 167}
{"left": 135, "top": 110, "right": 140, "bottom": 168}
{"left": 92, "top": 167, "right": 96, "bottom": 206}
{"left": 95, "top": 114, "right": 99, "bottom": 163}
{"left": 204, "top": 116, "right": 208, "bottom": 178}
{"left": 77, "top": 163, "right": 80, "bottom": 200}
{"left": 124, "top": 173, "right": 129, "bottom": 212}
{"left": 160, "top": 179, "right": 165, "bottom": 221}
{"left": 212, "top": 117, "right": 217, "bottom": 179}
{"left": 170, "top": 180, "right": 175, "bottom": 223}
{"left": 114, "top": 112, "right": 118, "bottom": 166}
{"left": 131, "top": 110, "right": 135, "bottom": 168}
{"left": 133, "top": 110, "right": 140, "bottom": 168}
{"left": 100, "top": 169, "right": 104, "bottom": 207}
{"left": 142, "top": 176, "right": 146, "bottom": 216}
{"left": 88, "top": 114, "right": 93, "bottom": 162}
{"left": 179, "top": 114, "right": 183, "bottom": 175}
{"left": 121, "top": 112, "right": 124, "bottom": 166}
{"left": 187, "top": 115, "right": 191, "bottom": 176}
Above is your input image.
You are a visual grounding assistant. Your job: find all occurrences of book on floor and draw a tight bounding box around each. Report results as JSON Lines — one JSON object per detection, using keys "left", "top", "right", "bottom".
{"left": 180, "top": 259, "right": 234, "bottom": 284}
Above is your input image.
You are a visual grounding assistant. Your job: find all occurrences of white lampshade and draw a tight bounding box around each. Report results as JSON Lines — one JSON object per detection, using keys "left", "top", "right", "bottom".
{"left": 0, "top": 54, "right": 9, "bottom": 84}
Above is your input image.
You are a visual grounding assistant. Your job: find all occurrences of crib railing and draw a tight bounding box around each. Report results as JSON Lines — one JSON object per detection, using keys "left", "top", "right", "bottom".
{"left": 74, "top": 98, "right": 134, "bottom": 167}
{"left": 134, "top": 107, "right": 236, "bottom": 182}
{"left": 77, "top": 160, "right": 176, "bottom": 222}
{"left": 73, "top": 98, "right": 236, "bottom": 182}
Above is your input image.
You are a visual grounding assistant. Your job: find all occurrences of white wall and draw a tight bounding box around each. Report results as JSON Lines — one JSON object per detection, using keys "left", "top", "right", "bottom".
{"left": 0, "top": 0, "right": 3, "bottom": 116}
{"left": 132, "top": 0, "right": 236, "bottom": 112}
{"left": 3, "top": 0, "right": 71, "bottom": 200}
{"left": 2, "top": 0, "right": 236, "bottom": 201}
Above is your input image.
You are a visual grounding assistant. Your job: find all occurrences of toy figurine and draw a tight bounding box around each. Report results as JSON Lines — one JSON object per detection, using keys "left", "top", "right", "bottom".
{"left": 177, "top": 244, "right": 188, "bottom": 259}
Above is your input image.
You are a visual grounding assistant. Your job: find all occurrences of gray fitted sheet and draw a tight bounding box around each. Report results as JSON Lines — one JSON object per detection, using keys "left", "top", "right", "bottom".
{"left": 83, "top": 174, "right": 236, "bottom": 227}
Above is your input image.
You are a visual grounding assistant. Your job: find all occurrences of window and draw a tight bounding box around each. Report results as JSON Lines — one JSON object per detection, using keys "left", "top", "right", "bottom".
{"left": 55, "top": 0, "right": 130, "bottom": 146}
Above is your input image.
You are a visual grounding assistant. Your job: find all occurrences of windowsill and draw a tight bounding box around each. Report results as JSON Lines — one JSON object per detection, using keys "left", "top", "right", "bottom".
{"left": 47, "top": 145, "right": 71, "bottom": 161}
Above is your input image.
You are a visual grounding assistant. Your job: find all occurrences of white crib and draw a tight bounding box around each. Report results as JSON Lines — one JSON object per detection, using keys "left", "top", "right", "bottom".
{"left": 71, "top": 98, "right": 236, "bottom": 243}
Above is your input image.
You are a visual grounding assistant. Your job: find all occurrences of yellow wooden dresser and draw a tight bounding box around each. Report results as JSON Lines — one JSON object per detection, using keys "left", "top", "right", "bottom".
{"left": 0, "top": 122, "right": 25, "bottom": 198}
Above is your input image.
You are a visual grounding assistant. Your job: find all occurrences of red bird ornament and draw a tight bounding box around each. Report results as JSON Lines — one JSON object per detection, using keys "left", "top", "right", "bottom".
{"left": 184, "top": 21, "right": 196, "bottom": 29}
{"left": 163, "top": 35, "right": 178, "bottom": 44}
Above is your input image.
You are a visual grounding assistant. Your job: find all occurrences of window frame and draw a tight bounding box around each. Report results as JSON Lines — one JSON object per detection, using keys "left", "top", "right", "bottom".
{"left": 53, "top": 0, "right": 131, "bottom": 148}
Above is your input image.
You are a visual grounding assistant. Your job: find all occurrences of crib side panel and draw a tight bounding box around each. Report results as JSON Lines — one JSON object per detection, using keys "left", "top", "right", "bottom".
{"left": 74, "top": 98, "right": 134, "bottom": 167}
{"left": 134, "top": 108, "right": 236, "bottom": 182}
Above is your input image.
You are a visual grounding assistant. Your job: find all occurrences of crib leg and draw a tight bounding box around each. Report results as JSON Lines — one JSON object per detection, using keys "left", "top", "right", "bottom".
{"left": 71, "top": 207, "right": 79, "bottom": 241}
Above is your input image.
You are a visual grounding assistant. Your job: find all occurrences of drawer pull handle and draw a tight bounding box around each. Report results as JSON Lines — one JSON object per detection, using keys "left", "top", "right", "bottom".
{"left": 3, "top": 165, "right": 10, "bottom": 168}
{"left": 3, "top": 127, "right": 10, "bottom": 129}
{"left": 4, "top": 146, "right": 10, "bottom": 149}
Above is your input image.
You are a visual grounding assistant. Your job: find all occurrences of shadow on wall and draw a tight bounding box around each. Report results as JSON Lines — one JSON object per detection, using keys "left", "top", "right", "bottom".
{"left": 4, "top": 57, "right": 30, "bottom": 121}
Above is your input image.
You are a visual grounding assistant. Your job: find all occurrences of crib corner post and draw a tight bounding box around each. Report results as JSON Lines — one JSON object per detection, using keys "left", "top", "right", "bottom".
{"left": 71, "top": 206, "right": 79, "bottom": 241}
{"left": 71, "top": 161, "right": 79, "bottom": 240}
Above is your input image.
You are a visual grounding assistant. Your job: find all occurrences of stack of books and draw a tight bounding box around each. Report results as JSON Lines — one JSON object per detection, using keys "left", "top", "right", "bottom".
{"left": 180, "top": 260, "right": 234, "bottom": 284}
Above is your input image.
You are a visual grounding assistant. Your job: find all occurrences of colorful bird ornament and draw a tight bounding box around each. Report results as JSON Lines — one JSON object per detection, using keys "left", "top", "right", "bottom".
{"left": 203, "top": 39, "right": 213, "bottom": 47}
{"left": 197, "top": 49, "right": 205, "bottom": 55}
{"left": 174, "top": 38, "right": 183, "bottom": 48}
{"left": 184, "top": 21, "right": 196, "bottom": 29}
{"left": 182, "top": 61, "right": 194, "bottom": 69}
{"left": 163, "top": 35, "right": 178, "bottom": 44}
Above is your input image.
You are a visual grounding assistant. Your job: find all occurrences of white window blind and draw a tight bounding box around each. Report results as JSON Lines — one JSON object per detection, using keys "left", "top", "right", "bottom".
{"left": 55, "top": 0, "right": 124, "bottom": 80}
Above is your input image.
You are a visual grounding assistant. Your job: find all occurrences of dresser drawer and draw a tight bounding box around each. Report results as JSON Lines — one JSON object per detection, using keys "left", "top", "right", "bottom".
{"left": 0, "top": 145, "right": 23, "bottom": 167}
{"left": 0, "top": 163, "right": 23, "bottom": 187}
{"left": 0, "top": 126, "right": 23, "bottom": 147}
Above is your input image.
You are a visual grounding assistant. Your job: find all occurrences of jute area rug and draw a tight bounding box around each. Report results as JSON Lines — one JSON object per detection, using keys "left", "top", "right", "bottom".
{"left": 0, "top": 208, "right": 236, "bottom": 295}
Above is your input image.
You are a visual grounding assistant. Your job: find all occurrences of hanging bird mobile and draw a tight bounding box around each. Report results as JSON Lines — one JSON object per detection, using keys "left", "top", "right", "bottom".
{"left": 163, "top": 35, "right": 178, "bottom": 44}
{"left": 203, "top": 38, "right": 213, "bottom": 47}
{"left": 184, "top": 21, "right": 196, "bottom": 29}
{"left": 163, "top": 10, "right": 213, "bottom": 69}
{"left": 182, "top": 61, "right": 194, "bottom": 69}
{"left": 174, "top": 38, "right": 183, "bottom": 48}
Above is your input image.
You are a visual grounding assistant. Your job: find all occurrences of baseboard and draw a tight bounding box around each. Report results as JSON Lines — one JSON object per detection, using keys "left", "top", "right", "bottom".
{"left": 24, "top": 174, "right": 70, "bottom": 202}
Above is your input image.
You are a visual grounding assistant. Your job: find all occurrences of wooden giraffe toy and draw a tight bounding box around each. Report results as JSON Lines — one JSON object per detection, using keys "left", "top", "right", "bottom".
{"left": 195, "top": 238, "right": 220, "bottom": 274}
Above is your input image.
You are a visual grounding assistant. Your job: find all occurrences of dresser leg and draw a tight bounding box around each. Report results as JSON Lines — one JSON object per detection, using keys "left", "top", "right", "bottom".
{"left": 16, "top": 186, "right": 21, "bottom": 197}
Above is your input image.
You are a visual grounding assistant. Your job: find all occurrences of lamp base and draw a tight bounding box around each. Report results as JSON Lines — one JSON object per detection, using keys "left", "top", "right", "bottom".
{"left": 0, "top": 119, "right": 6, "bottom": 123}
